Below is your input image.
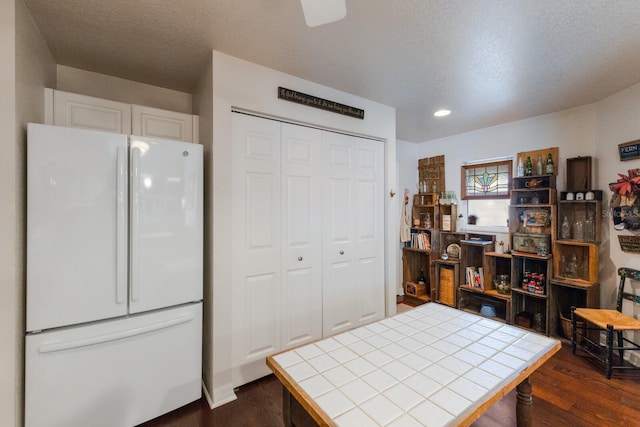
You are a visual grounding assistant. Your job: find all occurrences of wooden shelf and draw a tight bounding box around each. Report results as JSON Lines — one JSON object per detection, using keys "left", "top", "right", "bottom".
{"left": 403, "top": 247, "right": 431, "bottom": 254}
{"left": 485, "top": 251, "right": 512, "bottom": 259}
{"left": 509, "top": 250, "right": 552, "bottom": 260}
{"left": 512, "top": 287, "right": 548, "bottom": 299}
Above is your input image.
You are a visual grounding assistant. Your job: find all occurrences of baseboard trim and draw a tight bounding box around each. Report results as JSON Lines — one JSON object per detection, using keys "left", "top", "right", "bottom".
{"left": 202, "top": 380, "right": 237, "bottom": 409}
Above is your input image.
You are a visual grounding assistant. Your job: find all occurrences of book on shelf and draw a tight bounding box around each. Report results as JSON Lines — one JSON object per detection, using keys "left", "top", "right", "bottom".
{"left": 465, "top": 266, "right": 484, "bottom": 288}
{"left": 409, "top": 232, "right": 430, "bottom": 250}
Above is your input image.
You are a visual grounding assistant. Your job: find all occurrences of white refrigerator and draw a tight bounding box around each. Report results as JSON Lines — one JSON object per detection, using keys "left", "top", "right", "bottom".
{"left": 25, "top": 123, "right": 203, "bottom": 427}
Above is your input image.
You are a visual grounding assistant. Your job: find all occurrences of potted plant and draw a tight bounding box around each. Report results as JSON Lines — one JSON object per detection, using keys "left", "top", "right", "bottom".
{"left": 496, "top": 240, "right": 505, "bottom": 254}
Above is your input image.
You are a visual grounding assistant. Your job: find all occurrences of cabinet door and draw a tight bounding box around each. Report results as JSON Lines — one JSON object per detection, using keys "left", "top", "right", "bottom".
{"left": 132, "top": 105, "right": 196, "bottom": 143}
{"left": 322, "top": 132, "right": 385, "bottom": 336}
{"left": 281, "top": 123, "right": 323, "bottom": 349}
{"left": 53, "top": 90, "right": 132, "bottom": 133}
{"left": 231, "top": 113, "right": 281, "bottom": 385}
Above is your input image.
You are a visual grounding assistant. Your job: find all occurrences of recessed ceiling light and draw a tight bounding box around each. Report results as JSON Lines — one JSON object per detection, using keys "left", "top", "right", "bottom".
{"left": 434, "top": 109, "right": 451, "bottom": 117}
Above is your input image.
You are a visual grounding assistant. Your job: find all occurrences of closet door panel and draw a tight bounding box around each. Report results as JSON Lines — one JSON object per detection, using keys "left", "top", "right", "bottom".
{"left": 322, "top": 132, "right": 357, "bottom": 335}
{"left": 353, "top": 138, "right": 385, "bottom": 325}
{"left": 281, "top": 124, "right": 322, "bottom": 349}
{"left": 231, "top": 113, "right": 281, "bottom": 385}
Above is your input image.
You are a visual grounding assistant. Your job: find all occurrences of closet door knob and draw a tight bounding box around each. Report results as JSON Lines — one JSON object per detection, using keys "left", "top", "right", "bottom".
{"left": 298, "top": 256, "right": 303, "bottom": 261}
{"left": 339, "top": 250, "right": 344, "bottom": 255}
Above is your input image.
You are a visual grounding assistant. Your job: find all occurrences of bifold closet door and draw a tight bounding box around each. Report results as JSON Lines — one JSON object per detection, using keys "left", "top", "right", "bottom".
{"left": 322, "top": 132, "right": 385, "bottom": 336}
{"left": 280, "top": 123, "right": 323, "bottom": 349}
{"left": 231, "top": 113, "right": 282, "bottom": 385}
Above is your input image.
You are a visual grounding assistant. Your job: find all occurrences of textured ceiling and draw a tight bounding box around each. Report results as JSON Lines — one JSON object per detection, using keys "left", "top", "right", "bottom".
{"left": 22, "top": 0, "right": 640, "bottom": 142}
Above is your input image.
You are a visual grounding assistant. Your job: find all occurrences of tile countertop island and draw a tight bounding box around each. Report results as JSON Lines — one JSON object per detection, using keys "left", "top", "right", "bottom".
{"left": 267, "top": 303, "right": 561, "bottom": 427}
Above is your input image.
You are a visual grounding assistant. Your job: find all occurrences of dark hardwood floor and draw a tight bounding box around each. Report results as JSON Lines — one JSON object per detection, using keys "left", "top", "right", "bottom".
{"left": 141, "top": 332, "right": 640, "bottom": 426}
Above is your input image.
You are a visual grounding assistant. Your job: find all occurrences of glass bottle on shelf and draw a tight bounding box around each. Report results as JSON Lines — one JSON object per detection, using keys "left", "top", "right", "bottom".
{"left": 585, "top": 214, "right": 595, "bottom": 241}
{"left": 560, "top": 255, "right": 567, "bottom": 276}
{"left": 545, "top": 153, "right": 554, "bottom": 174}
{"left": 517, "top": 157, "right": 524, "bottom": 177}
{"left": 567, "top": 254, "right": 578, "bottom": 278}
{"left": 561, "top": 216, "right": 571, "bottom": 239}
{"left": 524, "top": 156, "right": 533, "bottom": 176}
{"left": 573, "top": 220, "right": 585, "bottom": 241}
{"left": 536, "top": 155, "right": 543, "bottom": 176}
{"left": 419, "top": 180, "right": 427, "bottom": 193}
{"left": 422, "top": 213, "right": 431, "bottom": 229}
{"left": 417, "top": 270, "right": 426, "bottom": 285}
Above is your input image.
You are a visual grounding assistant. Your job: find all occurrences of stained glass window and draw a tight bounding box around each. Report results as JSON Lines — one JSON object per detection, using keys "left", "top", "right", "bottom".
{"left": 462, "top": 160, "right": 512, "bottom": 199}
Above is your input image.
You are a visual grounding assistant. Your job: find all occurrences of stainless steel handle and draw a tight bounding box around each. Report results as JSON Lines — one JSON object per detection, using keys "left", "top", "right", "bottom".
{"left": 339, "top": 250, "right": 344, "bottom": 255}
{"left": 298, "top": 256, "right": 303, "bottom": 261}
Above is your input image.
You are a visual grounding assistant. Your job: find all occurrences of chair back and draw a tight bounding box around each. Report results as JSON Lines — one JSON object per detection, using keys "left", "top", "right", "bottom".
{"left": 616, "top": 267, "right": 640, "bottom": 312}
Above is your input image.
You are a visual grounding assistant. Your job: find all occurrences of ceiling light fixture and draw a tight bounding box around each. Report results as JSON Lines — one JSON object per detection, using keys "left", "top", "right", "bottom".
{"left": 300, "top": 0, "right": 346, "bottom": 27}
{"left": 434, "top": 109, "right": 451, "bottom": 117}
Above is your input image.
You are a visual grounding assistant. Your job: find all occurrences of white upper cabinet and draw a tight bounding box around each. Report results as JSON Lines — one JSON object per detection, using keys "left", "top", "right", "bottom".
{"left": 132, "top": 105, "right": 195, "bottom": 143}
{"left": 46, "top": 89, "right": 198, "bottom": 143}
{"left": 52, "top": 90, "right": 131, "bottom": 134}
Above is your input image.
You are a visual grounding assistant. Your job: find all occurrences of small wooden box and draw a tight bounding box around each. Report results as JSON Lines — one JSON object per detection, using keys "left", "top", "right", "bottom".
{"left": 436, "top": 263, "right": 457, "bottom": 306}
{"left": 512, "top": 232, "right": 551, "bottom": 254}
{"left": 406, "top": 282, "right": 427, "bottom": 297}
{"left": 566, "top": 156, "right": 592, "bottom": 191}
{"left": 515, "top": 311, "right": 534, "bottom": 329}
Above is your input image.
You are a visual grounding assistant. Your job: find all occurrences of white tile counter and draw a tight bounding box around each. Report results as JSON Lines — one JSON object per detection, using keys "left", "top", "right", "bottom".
{"left": 267, "top": 302, "right": 560, "bottom": 426}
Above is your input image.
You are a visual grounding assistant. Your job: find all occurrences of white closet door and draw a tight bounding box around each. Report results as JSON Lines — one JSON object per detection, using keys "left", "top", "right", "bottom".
{"left": 231, "top": 113, "right": 282, "bottom": 385}
{"left": 352, "top": 137, "right": 385, "bottom": 326}
{"left": 322, "top": 132, "right": 385, "bottom": 336}
{"left": 322, "top": 132, "right": 357, "bottom": 335}
{"left": 281, "top": 123, "right": 323, "bottom": 349}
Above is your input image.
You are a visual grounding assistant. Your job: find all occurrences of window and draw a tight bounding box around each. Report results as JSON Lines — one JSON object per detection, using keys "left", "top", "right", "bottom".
{"left": 461, "top": 159, "right": 512, "bottom": 229}
{"left": 461, "top": 160, "right": 512, "bottom": 200}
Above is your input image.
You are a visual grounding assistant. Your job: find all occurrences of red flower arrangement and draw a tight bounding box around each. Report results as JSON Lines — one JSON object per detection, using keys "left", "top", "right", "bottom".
{"left": 610, "top": 168, "right": 640, "bottom": 207}
{"left": 610, "top": 172, "right": 640, "bottom": 196}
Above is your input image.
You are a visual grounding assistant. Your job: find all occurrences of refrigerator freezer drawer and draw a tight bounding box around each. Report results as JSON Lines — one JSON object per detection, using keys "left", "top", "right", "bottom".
{"left": 25, "top": 303, "right": 202, "bottom": 427}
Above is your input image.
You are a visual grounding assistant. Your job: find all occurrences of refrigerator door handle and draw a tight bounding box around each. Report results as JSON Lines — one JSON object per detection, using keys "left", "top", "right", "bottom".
{"left": 130, "top": 146, "right": 141, "bottom": 302}
{"left": 116, "top": 145, "right": 127, "bottom": 304}
{"left": 38, "top": 314, "right": 195, "bottom": 354}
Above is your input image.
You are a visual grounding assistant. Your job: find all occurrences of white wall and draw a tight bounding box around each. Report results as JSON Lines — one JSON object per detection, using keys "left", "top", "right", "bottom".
{"left": 207, "top": 50, "right": 398, "bottom": 408}
{"left": 56, "top": 65, "right": 193, "bottom": 114}
{"left": 0, "top": 3, "right": 18, "bottom": 425}
{"left": 191, "top": 52, "right": 214, "bottom": 406}
{"left": 3, "top": 1, "right": 57, "bottom": 426}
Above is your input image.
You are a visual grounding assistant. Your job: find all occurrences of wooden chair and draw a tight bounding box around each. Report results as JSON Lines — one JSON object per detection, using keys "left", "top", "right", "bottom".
{"left": 571, "top": 267, "right": 640, "bottom": 378}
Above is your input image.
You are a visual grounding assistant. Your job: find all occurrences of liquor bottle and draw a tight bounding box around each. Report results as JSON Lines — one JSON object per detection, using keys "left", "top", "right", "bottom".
{"left": 417, "top": 270, "right": 426, "bottom": 285}
{"left": 545, "top": 153, "right": 554, "bottom": 174}
{"left": 517, "top": 157, "right": 524, "bottom": 177}
{"left": 524, "top": 156, "right": 533, "bottom": 176}
{"left": 536, "top": 155, "right": 543, "bottom": 176}
{"left": 561, "top": 216, "right": 571, "bottom": 239}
